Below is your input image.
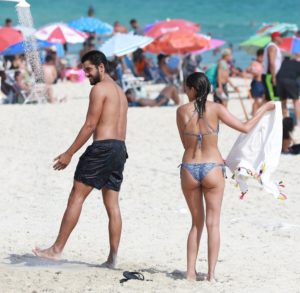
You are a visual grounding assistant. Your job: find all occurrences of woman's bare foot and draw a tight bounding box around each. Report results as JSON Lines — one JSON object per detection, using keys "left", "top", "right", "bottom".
{"left": 206, "top": 274, "right": 217, "bottom": 282}
{"left": 32, "top": 246, "right": 61, "bottom": 261}
{"left": 186, "top": 270, "right": 197, "bottom": 281}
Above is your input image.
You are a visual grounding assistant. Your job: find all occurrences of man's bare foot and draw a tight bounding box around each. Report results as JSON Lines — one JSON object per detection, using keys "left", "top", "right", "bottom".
{"left": 101, "top": 253, "right": 117, "bottom": 269}
{"left": 32, "top": 246, "right": 61, "bottom": 261}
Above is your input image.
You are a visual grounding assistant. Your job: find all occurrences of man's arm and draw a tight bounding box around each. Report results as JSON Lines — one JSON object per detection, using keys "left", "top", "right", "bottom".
{"left": 268, "top": 46, "right": 277, "bottom": 85}
{"left": 53, "top": 85, "right": 105, "bottom": 170}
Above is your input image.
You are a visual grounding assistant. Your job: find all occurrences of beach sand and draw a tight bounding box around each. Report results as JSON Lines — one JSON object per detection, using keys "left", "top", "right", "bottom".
{"left": 0, "top": 79, "right": 300, "bottom": 293}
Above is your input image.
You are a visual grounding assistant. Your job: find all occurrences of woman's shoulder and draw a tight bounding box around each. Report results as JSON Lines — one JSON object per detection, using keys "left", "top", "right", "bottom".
{"left": 177, "top": 102, "right": 193, "bottom": 113}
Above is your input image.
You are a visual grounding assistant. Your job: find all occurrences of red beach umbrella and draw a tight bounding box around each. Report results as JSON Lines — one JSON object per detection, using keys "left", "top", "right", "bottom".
{"left": 0, "top": 27, "right": 24, "bottom": 52}
{"left": 145, "top": 30, "right": 210, "bottom": 54}
{"left": 145, "top": 19, "right": 200, "bottom": 39}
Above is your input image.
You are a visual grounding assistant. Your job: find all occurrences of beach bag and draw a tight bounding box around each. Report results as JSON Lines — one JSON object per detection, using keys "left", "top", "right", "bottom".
{"left": 205, "top": 64, "right": 218, "bottom": 89}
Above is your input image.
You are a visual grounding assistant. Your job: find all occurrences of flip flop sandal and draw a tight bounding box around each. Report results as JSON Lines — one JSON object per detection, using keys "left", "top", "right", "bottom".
{"left": 120, "top": 271, "right": 145, "bottom": 283}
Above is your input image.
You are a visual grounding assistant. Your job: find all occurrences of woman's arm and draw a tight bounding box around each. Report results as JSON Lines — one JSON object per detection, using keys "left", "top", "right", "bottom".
{"left": 217, "top": 101, "right": 275, "bottom": 133}
{"left": 176, "top": 106, "right": 186, "bottom": 147}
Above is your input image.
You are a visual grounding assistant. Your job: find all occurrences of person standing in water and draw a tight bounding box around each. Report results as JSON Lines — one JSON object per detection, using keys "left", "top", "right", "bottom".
{"left": 177, "top": 72, "right": 275, "bottom": 281}
{"left": 33, "top": 51, "right": 128, "bottom": 268}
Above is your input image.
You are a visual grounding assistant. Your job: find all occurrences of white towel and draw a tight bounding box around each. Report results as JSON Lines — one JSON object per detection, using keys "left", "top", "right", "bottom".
{"left": 226, "top": 102, "right": 286, "bottom": 200}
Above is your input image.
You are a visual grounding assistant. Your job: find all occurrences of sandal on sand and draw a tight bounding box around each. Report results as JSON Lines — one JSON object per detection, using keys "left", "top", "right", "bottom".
{"left": 120, "top": 271, "right": 145, "bottom": 283}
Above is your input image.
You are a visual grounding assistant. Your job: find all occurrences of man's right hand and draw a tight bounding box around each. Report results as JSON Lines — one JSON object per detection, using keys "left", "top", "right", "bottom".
{"left": 53, "top": 152, "right": 72, "bottom": 171}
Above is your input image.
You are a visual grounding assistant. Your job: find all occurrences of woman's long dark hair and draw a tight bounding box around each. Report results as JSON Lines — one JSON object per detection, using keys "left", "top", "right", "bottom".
{"left": 185, "top": 72, "right": 211, "bottom": 118}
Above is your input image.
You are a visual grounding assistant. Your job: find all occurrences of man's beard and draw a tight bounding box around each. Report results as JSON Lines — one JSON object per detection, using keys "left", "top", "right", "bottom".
{"left": 89, "top": 71, "right": 101, "bottom": 85}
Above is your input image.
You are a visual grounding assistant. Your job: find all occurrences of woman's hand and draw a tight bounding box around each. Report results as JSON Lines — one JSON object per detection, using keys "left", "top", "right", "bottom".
{"left": 265, "top": 101, "right": 276, "bottom": 111}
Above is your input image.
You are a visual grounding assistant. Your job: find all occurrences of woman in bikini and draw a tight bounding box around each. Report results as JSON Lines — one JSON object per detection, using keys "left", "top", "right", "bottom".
{"left": 176, "top": 72, "right": 275, "bottom": 281}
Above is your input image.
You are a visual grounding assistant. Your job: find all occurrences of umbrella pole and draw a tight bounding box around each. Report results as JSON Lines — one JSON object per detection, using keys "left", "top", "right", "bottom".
{"left": 238, "top": 92, "right": 249, "bottom": 121}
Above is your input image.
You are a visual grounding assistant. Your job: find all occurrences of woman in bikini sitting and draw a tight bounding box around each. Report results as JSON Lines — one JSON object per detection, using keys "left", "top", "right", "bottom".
{"left": 176, "top": 72, "right": 275, "bottom": 281}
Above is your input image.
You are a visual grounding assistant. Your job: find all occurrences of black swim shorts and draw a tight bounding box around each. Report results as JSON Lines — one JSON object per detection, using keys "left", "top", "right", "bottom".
{"left": 74, "top": 139, "right": 128, "bottom": 191}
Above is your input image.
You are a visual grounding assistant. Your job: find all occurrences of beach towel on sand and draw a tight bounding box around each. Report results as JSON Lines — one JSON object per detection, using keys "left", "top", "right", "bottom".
{"left": 226, "top": 102, "right": 286, "bottom": 200}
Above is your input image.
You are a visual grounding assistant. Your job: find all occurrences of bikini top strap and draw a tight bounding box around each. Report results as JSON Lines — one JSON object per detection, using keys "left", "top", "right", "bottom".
{"left": 202, "top": 114, "right": 219, "bottom": 134}
{"left": 183, "top": 110, "right": 198, "bottom": 131}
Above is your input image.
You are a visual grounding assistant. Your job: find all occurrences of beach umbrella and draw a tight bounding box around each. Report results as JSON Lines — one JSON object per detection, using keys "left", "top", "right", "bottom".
{"left": 279, "top": 37, "right": 300, "bottom": 54}
{"left": 35, "top": 23, "right": 87, "bottom": 44}
{"left": 69, "top": 17, "right": 113, "bottom": 35}
{"left": 0, "top": 27, "right": 23, "bottom": 51}
{"left": 256, "top": 22, "right": 298, "bottom": 36}
{"left": 0, "top": 39, "right": 54, "bottom": 56}
{"left": 192, "top": 38, "right": 225, "bottom": 54}
{"left": 240, "top": 35, "right": 271, "bottom": 54}
{"left": 145, "top": 30, "right": 209, "bottom": 54}
{"left": 145, "top": 19, "right": 200, "bottom": 39}
{"left": 99, "top": 33, "right": 154, "bottom": 57}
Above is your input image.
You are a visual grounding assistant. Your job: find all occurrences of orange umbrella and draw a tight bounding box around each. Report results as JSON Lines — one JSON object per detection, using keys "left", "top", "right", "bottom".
{"left": 0, "top": 27, "right": 24, "bottom": 52}
{"left": 145, "top": 19, "right": 200, "bottom": 39}
{"left": 145, "top": 30, "right": 210, "bottom": 54}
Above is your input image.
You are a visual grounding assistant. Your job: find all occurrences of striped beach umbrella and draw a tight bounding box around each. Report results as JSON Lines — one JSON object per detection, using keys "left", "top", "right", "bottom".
{"left": 35, "top": 23, "right": 87, "bottom": 44}
{"left": 279, "top": 37, "right": 300, "bottom": 54}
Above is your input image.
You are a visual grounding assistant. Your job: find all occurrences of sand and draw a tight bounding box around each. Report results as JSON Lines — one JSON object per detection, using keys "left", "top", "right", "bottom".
{"left": 0, "top": 79, "right": 300, "bottom": 293}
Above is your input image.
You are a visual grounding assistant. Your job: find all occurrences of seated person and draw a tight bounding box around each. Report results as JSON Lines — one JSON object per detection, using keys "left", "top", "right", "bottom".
{"left": 0, "top": 70, "right": 19, "bottom": 104}
{"left": 132, "top": 48, "right": 152, "bottom": 81}
{"left": 14, "top": 70, "right": 31, "bottom": 95}
{"left": 282, "top": 117, "right": 300, "bottom": 154}
{"left": 156, "top": 54, "right": 179, "bottom": 84}
{"left": 43, "top": 54, "right": 58, "bottom": 85}
{"left": 125, "top": 85, "right": 181, "bottom": 107}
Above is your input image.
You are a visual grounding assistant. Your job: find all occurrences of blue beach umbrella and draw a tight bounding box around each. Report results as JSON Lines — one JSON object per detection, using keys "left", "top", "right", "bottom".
{"left": 99, "top": 33, "right": 154, "bottom": 57}
{"left": 0, "top": 39, "right": 54, "bottom": 56}
{"left": 69, "top": 17, "right": 113, "bottom": 35}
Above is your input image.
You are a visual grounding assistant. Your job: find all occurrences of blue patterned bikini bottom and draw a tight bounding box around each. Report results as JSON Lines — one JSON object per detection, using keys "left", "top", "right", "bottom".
{"left": 180, "top": 162, "right": 226, "bottom": 183}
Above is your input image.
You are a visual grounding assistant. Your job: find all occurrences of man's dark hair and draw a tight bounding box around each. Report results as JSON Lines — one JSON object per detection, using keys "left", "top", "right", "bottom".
{"left": 5, "top": 18, "right": 12, "bottom": 24}
{"left": 157, "top": 54, "right": 168, "bottom": 64}
{"left": 256, "top": 48, "right": 264, "bottom": 56}
{"left": 45, "top": 54, "right": 54, "bottom": 63}
{"left": 130, "top": 19, "right": 137, "bottom": 25}
{"left": 81, "top": 50, "right": 109, "bottom": 72}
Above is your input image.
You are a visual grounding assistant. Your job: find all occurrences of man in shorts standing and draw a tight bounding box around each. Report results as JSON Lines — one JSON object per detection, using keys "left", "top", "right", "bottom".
{"left": 33, "top": 50, "right": 128, "bottom": 268}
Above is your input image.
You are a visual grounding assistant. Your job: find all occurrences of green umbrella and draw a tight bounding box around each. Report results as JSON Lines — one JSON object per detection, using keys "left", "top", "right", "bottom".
{"left": 240, "top": 35, "right": 271, "bottom": 54}
{"left": 241, "top": 22, "right": 298, "bottom": 54}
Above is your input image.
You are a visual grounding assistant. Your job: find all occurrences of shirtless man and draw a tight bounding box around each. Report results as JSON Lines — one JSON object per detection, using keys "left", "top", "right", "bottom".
{"left": 214, "top": 49, "right": 239, "bottom": 108}
{"left": 33, "top": 50, "right": 128, "bottom": 268}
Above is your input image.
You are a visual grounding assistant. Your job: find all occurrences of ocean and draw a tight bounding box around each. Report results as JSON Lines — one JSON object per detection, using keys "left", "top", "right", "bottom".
{"left": 1, "top": 0, "right": 300, "bottom": 67}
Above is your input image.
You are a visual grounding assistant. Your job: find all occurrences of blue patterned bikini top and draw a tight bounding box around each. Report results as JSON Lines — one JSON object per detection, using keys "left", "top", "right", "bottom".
{"left": 183, "top": 111, "right": 219, "bottom": 146}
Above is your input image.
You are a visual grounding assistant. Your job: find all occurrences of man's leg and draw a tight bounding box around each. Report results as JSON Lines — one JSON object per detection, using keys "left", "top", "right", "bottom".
{"left": 101, "top": 187, "right": 122, "bottom": 268}
{"left": 293, "top": 98, "right": 300, "bottom": 126}
{"left": 33, "top": 180, "right": 93, "bottom": 260}
{"left": 281, "top": 99, "right": 288, "bottom": 118}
